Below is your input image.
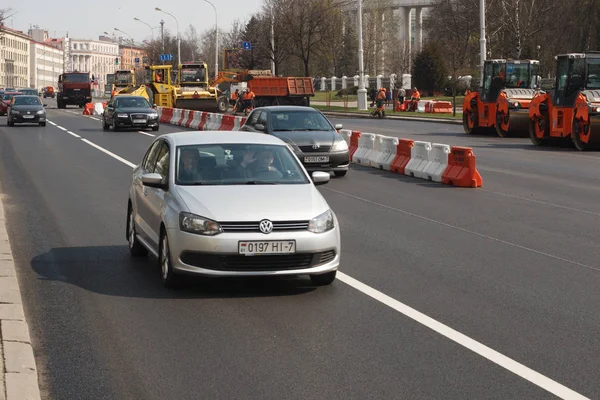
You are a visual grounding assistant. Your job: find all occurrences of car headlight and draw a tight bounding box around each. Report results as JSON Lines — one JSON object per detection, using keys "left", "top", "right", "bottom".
{"left": 10, "top": 110, "right": 19, "bottom": 114}
{"left": 37, "top": 110, "right": 45, "bottom": 115}
{"left": 179, "top": 212, "right": 223, "bottom": 235}
{"left": 117, "top": 113, "right": 128, "bottom": 118}
{"left": 148, "top": 112, "right": 158, "bottom": 119}
{"left": 332, "top": 139, "right": 348, "bottom": 151}
{"left": 308, "top": 209, "right": 334, "bottom": 233}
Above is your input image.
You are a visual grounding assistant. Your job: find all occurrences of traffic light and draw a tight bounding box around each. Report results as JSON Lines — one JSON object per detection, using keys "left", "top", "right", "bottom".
{"left": 115, "top": 57, "right": 119, "bottom": 65}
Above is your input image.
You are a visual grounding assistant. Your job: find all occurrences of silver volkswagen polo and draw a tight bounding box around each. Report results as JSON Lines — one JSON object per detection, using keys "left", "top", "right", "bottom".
{"left": 126, "top": 130, "right": 341, "bottom": 288}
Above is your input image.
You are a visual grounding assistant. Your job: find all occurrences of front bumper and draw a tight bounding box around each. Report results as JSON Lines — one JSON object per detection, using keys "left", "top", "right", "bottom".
{"left": 295, "top": 150, "right": 350, "bottom": 172}
{"left": 9, "top": 113, "right": 46, "bottom": 123}
{"left": 167, "top": 226, "right": 340, "bottom": 277}
{"left": 115, "top": 116, "right": 159, "bottom": 129}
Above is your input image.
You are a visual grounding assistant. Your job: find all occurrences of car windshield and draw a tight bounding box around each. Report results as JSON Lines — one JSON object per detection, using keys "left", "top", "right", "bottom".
{"left": 270, "top": 110, "right": 334, "bottom": 131}
{"left": 63, "top": 74, "right": 89, "bottom": 83}
{"left": 3, "top": 93, "right": 21, "bottom": 101}
{"left": 175, "top": 143, "right": 310, "bottom": 186}
{"left": 115, "top": 97, "right": 151, "bottom": 108}
{"left": 115, "top": 72, "right": 133, "bottom": 85}
{"left": 18, "top": 89, "right": 38, "bottom": 95}
{"left": 505, "top": 63, "right": 533, "bottom": 88}
{"left": 181, "top": 66, "right": 206, "bottom": 83}
{"left": 13, "top": 96, "right": 42, "bottom": 106}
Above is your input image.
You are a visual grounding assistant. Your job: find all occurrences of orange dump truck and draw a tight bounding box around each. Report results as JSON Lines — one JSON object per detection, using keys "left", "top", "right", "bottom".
{"left": 247, "top": 76, "right": 315, "bottom": 107}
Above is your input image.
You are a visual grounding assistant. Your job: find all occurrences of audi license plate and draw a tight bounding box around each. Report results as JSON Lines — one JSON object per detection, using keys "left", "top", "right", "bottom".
{"left": 133, "top": 119, "right": 146, "bottom": 124}
{"left": 238, "top": 240, "right": 296, "bottom": 255}
{"left": 304, "top": 156, "right": 329, "bottom": 163}
{"left": 23, "top": 115, "right": 34, "bottom": 119}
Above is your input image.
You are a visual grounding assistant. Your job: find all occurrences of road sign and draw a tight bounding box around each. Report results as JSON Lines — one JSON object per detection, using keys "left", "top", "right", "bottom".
{"left": 160, "top": 54, "right": 174, "bottom": 61}
{"left": 135, "top": 57, "right": 140, "bottom": 63}
{"left": 242, "top": 41, "right": 251, "bottom": 50}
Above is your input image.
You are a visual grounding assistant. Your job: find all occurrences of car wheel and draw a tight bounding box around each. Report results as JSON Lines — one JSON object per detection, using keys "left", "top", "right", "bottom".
{"left": 127, "top": 205, "right": 148, "bottom": 257}
{"left": 334, "top": 171, "right": 347, "bottom": 177}
{"left": 159, "top": 231, "right": 178, "bottom": 289}
{"left": 113, "top": 117, "right": 120, "bottom": 132}
{"left": 39, "top": 122, "right": 46, "bottom": 127}
{"left": 310, "top": 270, "right": 336, "bottom": 286}
{"left": 102, "top": 118, "right": 110, "bottom": 131}
{"left": 152, "top": 125, "right": 159, "bottom": 132}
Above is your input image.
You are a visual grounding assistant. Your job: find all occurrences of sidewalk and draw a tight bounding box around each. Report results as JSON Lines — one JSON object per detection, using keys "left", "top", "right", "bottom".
{"left": 0, "top": 200, "right": 41, "bottom": 400}
{"left": 311, "top": 100, "right": 464, "bottom": 113}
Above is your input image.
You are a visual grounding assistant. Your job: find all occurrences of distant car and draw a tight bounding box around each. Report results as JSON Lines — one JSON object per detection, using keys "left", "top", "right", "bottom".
{"left": 6, "top": 95, "right": 47, "bottom": 127}
{"left": 103, "top": 95, "right": 159, "bottom": 132}
{"left": 126, "top": 130, "right": 340, "bottom": 288}
{"left": 240, "top": 106, "right": 350, "bottom": 177}
{"left": 42, "top": 87, "right": 55, "bottom": 98}
{"left": 0, "top": 92, "right": 23, "bottom": 116}
{"left": 16, "top": 88, "right": 39, "bottom": 96}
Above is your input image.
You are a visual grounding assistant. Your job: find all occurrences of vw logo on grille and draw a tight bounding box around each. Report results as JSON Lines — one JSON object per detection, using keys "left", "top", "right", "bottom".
{"left": 27, "top": 111, "right": 31, "bottom": 115}
{"left": 259, "top": 219, "right": 273, "bottom": 234}
{"left": 312, "top": 143, "right": 320, "bottom": 150}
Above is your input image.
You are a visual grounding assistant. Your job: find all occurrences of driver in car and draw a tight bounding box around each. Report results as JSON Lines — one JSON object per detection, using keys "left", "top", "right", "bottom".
{"left": 232, "top": 149, "right": 283, "bottom": 179}
{"left": 178, "top": 148, "right": 202, "bottom": 183}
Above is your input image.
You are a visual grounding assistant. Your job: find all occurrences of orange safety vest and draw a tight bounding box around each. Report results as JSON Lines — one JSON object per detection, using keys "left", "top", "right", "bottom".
{"left": 243, "top": 91, "right": 255, "bottom": 100}
{"left": 376, "top": 90, "right": 386, "bottom": 100}
{"left": 412, "top": 90, "right": 420, "bottom": 100}
{"left": 232, "top": 92, "right": 238, "bottom": 100}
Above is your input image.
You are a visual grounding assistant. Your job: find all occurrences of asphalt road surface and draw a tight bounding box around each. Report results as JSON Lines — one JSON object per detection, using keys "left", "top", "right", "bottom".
{"left": 0, "top": 100, "right": 598, "bottom": 399}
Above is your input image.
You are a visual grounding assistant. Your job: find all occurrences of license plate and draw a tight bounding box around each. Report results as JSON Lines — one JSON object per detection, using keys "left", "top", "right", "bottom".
{"left": 304, "top": 156, "right": 329, "bottom": 163}
{"left": 23, "top": 115, "right": 34, "bottom": 119}
{"left": 238, "top": 240, "right": 296, "bottom": 255}
{"left": 133, "top": 119, "right": 146, "bottom": 124}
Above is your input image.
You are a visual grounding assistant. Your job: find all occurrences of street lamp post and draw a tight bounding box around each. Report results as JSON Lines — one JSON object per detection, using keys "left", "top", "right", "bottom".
{"left": 356, "top": 0, "right": 367, "bottom": 110}
{"left": 115, "top": 28, "right": 134, "bottom": 69}
{"left": 155, "top": 7, "right": 180, "bottom": 66}
{"left": 479, "top": 0, "right": 486, "bottom": 89}
{"left": 203, "top": 0, "right": 219, "bottom": 79}
{"left": 134, "top": 17, "right": 156, "bottom": 63}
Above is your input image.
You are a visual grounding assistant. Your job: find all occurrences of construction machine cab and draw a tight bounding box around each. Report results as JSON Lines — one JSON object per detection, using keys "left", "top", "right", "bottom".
{"left": 114, "top": 70, "right": 135, "bottom": 88}
{"left": 505, "top": 60, "right": 540, "bottom": 89}
{"left": 552, "top": 53, "right": 600, "bottom": 108}
{"left": 179, "top": 62, "right": 209, "bottom": 88}
{"left": 481, "top": 59, "right": 507, "bottom": 103}
{"left": 144, "top": 65, "right": 175, "bottom": 107}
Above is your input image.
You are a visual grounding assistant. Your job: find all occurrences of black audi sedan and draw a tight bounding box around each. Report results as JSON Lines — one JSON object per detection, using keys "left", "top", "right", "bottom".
{"left": 240, "top": 106, "right": 350, "bottom": 177}
{"left": 6, "top": 95, "right": 47, "bottom": 126}
{"left": 102, "top": 95, "right": 159, "bottom": 132}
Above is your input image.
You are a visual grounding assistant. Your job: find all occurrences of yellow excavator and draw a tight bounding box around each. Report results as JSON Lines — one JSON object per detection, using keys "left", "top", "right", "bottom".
{"left": 111, "top": 69, "right": 152, "bottom": 100}
{"left": 175, "top": 61, "right": 229, "bottom": 112}
{"left": 143, "top": 65, "right": 177, "bottom": 108}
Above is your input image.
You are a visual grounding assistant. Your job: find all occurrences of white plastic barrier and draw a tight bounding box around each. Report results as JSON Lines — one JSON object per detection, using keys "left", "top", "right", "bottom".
{"left": 93, "top": 103, "right": 104, "bottom": 116}
{"left": 368, "top": 134, "right": 384, "bottom": 167}
{"left": 352, "top": 132, "right": 375, "bottom": 165}
{"left": 205, "top": 113, "right": 221, "bottom": 130}
{"left": 189, "top": 111, "right": 203, "bottom": 130}
{"left": 404, "top": 141, "right": 432, "bottom": 178}
{"left": 156, "top": 106, "right": 163, "bottom": 120}
{"left": 338, "top": 129, "right": 353, "bottom": 146}
{"left": 170, "top": 108, "right": 182, "bottom": 125}
{"left": 378, "top": 136, "right": 400, "bottom": 170}
{"left": 233, "top": 116, "right": 245, "bottom": 131}
{"left": 417, "top": 101, "right": 428, "bottom": 113}
{"left": 422, "top": 143, "right": 450, "bottom": 182}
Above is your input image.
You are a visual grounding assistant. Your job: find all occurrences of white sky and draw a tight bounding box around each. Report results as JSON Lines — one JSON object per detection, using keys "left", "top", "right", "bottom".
{"left": 3, "top": 0, "right": 264, "bottom": 42}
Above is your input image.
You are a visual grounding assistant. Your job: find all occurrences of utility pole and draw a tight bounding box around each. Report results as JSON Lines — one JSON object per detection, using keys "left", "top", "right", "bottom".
{"left": 160, "top": 19, "right": 165, "bottom": 64}
{"left": 479, "top": 0, "right": 486, "bottom": 89}
{"left": 270, "top": 6, "right": 275, "bottom": 75}
{"left": 356, "top": 0, "right": 367, "bottom": 110}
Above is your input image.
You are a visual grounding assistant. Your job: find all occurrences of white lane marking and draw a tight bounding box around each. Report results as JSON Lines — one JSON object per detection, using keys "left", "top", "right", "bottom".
{"left": 324, "top": 187, "right": 600, "bottom": 274}
{"left": 336, "top": 272, "right": 589, "bottom": 400}
{"left": 57, "top": 126, "right": 68, "bottom": 131}
{"left": 88, "top": 117, "right": 100, "bottom": 121}
{"left": 48, "top": 121, "right": 57, "bottom": 126}
{"left": 66, "top": 130, "right": 81, "bottom": 138}
{"left": 137, "top": 130, "right": 155, "bottom": 137}
{"left": 80, "top": 139, "right": 136, "bottom": 168}
{"left": 481, "top": 189, "right": 600, "bottom": 217}
{"left": 43, "top": 133, "right": 591, "bottom": 399}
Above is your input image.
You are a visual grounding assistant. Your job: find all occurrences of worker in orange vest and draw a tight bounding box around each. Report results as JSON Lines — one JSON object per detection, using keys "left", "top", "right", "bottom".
{"left": 409, "top": 87, "right": 421, "bottom": 111}
{"left": 242, "top": 88, "right": 255, "bottom": 114}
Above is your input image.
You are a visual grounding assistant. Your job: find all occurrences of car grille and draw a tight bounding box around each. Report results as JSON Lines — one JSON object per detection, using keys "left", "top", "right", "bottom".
{"left": 220, "top": 220, "right": 309, "bottom": 233}
{"left": 131, "top": 114, "right": 147, "bottom": 120}
{"left": 180, "top": 250, "right": 336, "bottom": 271}
{"left": 299, "top": 145, "right": 331, "bottom": 153}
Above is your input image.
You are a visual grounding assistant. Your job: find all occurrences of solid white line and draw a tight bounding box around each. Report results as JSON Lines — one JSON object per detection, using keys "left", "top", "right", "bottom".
{"left": 46, "top": 135, "right": 591, "bottom": 398}
{"left": 335, "top": 272, "right": 589, "bottom": 400}
{"left": 137, "top": 130, "right": 155, "bottom": 137}
{"left": 47, "top": 120, "right": 57, "bottom": 126}
{"left": 66, "top": 130, "right": 81, "bottom": 138}
{"left": 324, "top": 187, "right": 600, "bottom": 274}
{"left": 88, "top": 117, "right": 100, "bottom": 121}
{"left": 481, "top": 189, "right": 600, "bottom": 217}
{"left": 57, "top": 126, "right": 67, "bottom": 131}
{"left": 80, "top": 139, "right": 136, "bottom": 168}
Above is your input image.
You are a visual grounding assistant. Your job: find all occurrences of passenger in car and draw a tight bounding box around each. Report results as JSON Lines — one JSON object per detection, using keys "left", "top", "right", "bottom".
{"left": 178, "top": 148, "right": 202, "bottom": 183}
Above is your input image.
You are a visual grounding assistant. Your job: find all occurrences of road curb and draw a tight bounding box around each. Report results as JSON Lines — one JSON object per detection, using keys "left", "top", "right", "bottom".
{"left": 0, "top": 200, "right": 41, "bottom": 400}
{"left": 320, "top": 111, "right": 463, "bottom": 125}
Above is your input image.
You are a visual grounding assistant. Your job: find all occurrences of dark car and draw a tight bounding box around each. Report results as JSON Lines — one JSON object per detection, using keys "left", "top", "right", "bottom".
{"left": 16, "top": 88, "right": 39, "bottom": 96}
{"left": 0, "top": 92, "right": 24, "bottom": 116}
{"left": 6, "top": 95, "right": 47, "bottom": 127}
{"left": 240, "top": 106, "right": 350, "bottom": 177}
{"left": 103, "top": 95, "right": 159, "bottom": 132}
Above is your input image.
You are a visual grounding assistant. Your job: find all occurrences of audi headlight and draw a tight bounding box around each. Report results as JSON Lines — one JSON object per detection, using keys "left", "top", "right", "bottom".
{"left": 332, "top": 139, "right": 349, "bottom": 151}
{"left": 10, "top": 109, "right": 19, "bottom": 114}
{"left": 308, "top": 209, "right": 334, "bottom": 233}
{"left": 117, "top": 113, "right": 128, "bottom": 118}
{"left": 148, "top": 112, "right": 158, "bottom": 119}
{"left": 179, "top": 212, "right": 223, "bottom": 235}
{"left": 37, "top": 110, "right": 45, "bottom": 115}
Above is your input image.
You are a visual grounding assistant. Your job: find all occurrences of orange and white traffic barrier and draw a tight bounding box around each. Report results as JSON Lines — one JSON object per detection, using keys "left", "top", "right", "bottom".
{"left": 405, "top": 140, "right": 432, "bottom": 179}
{"left": 367, "top": 134, "right": 384, "bottom": 168}
{"left": 441, "top": 147, "right": 483, "bottom": 188}
{"left": 423, "top": 143, "right": 450, "bottom": 182}
{"left": 378, "top": 136, "right": 400, "bottom": 170}
{"left": 352, "top": 132, "right": 375, "bottom": 165}
{"left": 83, "top": 102, "right": 94, "bottom": 115}
{"left": 390, "top": 139, "right": 414, "bottom": 174}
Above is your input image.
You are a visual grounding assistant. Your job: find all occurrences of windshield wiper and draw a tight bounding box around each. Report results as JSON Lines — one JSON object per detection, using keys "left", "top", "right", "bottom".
{"left": 245, "top": 181, "right": 276, "bottom": 185}
{"left": 273, "top": 129, "right": 296, "bottom": 131}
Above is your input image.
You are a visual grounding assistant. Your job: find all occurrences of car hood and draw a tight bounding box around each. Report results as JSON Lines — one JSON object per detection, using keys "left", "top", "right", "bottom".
{"left": 271, "top": 130, "right": 337, "bottom": 146}
{"left": 11, "top": 105, "right": 44, "bottom": 112}
{"left": 175, "top": 184, "right": 329, "bottom": 221}
{"left": 116, "top": 107, "right": 155, "bottom": 114}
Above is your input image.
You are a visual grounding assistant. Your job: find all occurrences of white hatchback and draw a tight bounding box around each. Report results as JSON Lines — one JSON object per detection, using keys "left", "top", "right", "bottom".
{"left": 126, "top": 130, "right": 341, "bottom": 288}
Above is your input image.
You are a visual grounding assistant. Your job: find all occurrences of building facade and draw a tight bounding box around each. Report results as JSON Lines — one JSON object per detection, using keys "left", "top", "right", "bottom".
{"left": 69, "top": 38, "right": 120, "bottom": 91}
{"left": 30, "top": 41, "right": 64, "bottom": 89}
{"left": 0, "top": 26, "right": 31, "bottom": 88}
{"left": 120, "top": 45, "right": 148, "bottom": 70}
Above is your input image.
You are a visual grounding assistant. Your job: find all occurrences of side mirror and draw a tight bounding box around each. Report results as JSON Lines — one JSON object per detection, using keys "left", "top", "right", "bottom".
{"left": 311, "top": 171, "right": 330, "bottom": 186}
{"left": 255, "top": 123, "right": 266, "bottom": 132}
{"left": 153, "top": 103, "right": 157, "bottom": 108}
{"left": 142, "top": 173, "right": 166, "bottom": 189}
{"left": 335, "top": 124, "right": 343, "bottom": 130}
{"left": 43, "top": 104, "right": 47, "bottom": 107}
